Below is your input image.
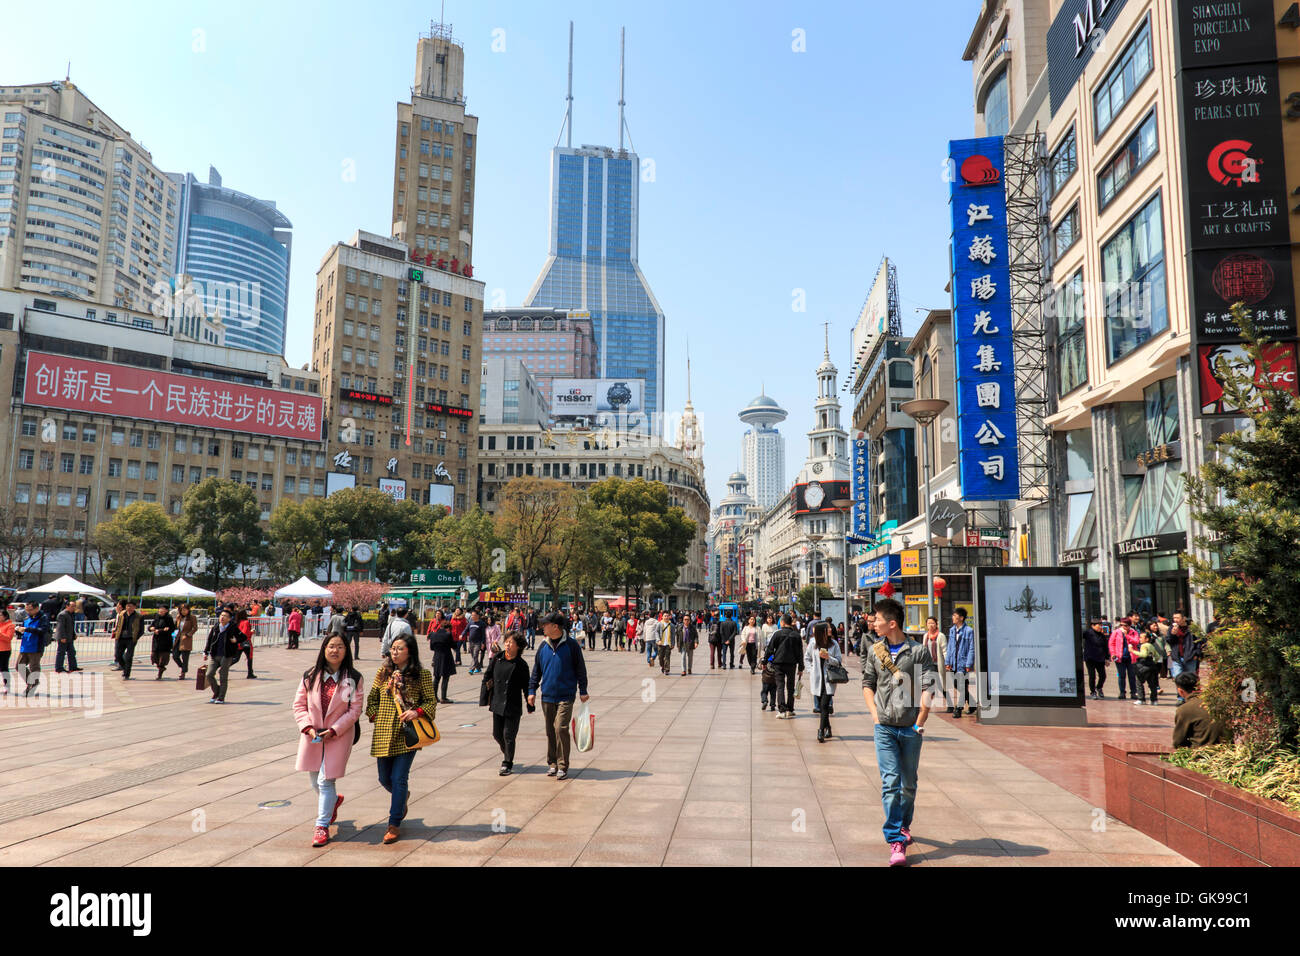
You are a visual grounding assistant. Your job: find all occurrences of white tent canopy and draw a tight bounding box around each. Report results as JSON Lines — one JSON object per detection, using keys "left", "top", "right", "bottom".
{"left": 274, "top": 576, "right": 334, "bottom": 600}
{"left": 25, "top": 574, "right": 107, "bottom": 596}
{"left": 141, "top": 578, "right": 216, "bottom": 599}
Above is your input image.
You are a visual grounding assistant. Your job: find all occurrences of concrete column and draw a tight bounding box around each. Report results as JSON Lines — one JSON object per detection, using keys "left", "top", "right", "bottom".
{"left": 1091, "top": 404, "right": 1130, "bottom": 621}
{"left": 1176, "top": 354, "right": 1215, "bottom": 625}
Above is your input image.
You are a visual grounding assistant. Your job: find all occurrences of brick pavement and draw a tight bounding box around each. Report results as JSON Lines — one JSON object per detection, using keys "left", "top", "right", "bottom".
{"left": 0, "top": 638, "right": 1190, "bottom": 866}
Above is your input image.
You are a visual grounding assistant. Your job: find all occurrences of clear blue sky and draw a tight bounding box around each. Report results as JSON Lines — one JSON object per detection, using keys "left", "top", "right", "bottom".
{"left": 4, "top": 0, "right": 979, "bottom": 509}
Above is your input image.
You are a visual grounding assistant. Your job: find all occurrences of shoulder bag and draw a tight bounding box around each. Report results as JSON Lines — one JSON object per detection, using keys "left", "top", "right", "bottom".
{"left": 392, "top": 683, "right": 439, "bottom": 749}
{"left": 824, "top": 658, "right": 850, "bottom": 684}
{"left": 872, "top": 640, "right": 905, "bottom": 685}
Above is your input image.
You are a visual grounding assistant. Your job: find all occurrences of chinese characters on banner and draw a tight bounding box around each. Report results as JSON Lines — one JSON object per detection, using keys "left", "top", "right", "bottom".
{"left": 850, "top": 437, "right": 871, "bottom": 539}
{"left": 23, "top": 351, "right": 324, "bottom": 442}
{"left": 948, "top": 137, "right": 1020, "bottom": 500}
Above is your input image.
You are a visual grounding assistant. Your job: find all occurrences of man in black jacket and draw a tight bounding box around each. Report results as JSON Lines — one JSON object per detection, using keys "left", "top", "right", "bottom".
{"left": 1082, "top": 620, "right": 1109, "bottom": 699}
{"left": 766, "top": 613, "right": 804, "bottom": 717}
{"left": 54, "top": 599, "right": 81, "bottom": 673}
{"left": 718, "top": 612, "right": 739, "bottom": 670}
{"left": 116, "top": 601, "right": 144, "bottom": 680}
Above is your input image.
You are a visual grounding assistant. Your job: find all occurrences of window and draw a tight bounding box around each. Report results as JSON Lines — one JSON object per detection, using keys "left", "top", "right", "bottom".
{"left": 111, "top": 428, "right": 124, "bottom": 446}
{"left": 126, "top": 460, "right": 141, "bottom": 480}
{"left": 79, "top": 455, "right": 94, "bottom": 475}
{"left": 172, "top": 464, "right": 184, "bottom": 483}
{"left": 1051, "top": 204, "right": 1079, "bottom": 260}
{"left": 57, "top": 486, "right": 71, "bottom": 507}
{"left": 15, "top": 483, "right": 29, "bottom": 503}
{"left": 76, "top": 487, "right": 88, "bottom": 507}
{"left": 1094, "top": 18, "right": 1153, "bottom": 139}
{"left": 1102, "top": 191, "right": 1166, "bottom": 363}
{"left": 129, "top": 430, "right": 142, "bottom": 447}
{"left": 59, "top": 453, "right": 74, "bottom": 473}
{"left": 1049, "top": 127, "right": 1077, "bottom": 196}
{"left": 175, "top": 436, "right": 188, "bottom": 453}
{"left": 82, "top": 425, "right": 96, "bottom": 443}
{"left": 61, "top": 422, "right": 76, "bottom": 441}
{"left": 1054, "top": 270, "right": 1087, "bottom": 395}
{"left": 232, "top": 442, "right": 244, "bottom": 459}
{"left": 108, "top": 458, "right": 122, "bottom": 477}
{"left": 982, "top": 68, "right": 1010, "bottom": 137}
{"left": 1098, "top": 110, "right": 1158, "bottom": 209}
{"left": 20, "top": 416, "right": 36, "bottom": 437}
{"left": 145, "top": 462, "right": 158, "bottom": 481}
{"left": 147, "top": 432, "right": 159, "bottom": 450}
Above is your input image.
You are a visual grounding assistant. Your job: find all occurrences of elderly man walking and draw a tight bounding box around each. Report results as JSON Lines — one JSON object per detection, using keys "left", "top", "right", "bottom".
{"left": 527, "top": 612, "right": 590, "bottom": 780}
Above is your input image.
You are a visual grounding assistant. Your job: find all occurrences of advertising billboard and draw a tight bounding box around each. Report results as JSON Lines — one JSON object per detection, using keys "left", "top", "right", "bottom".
{"left": 1196, "top": 342, "right": 1299, "bottom": 414}
{"left": 377, "top": 477, "right": 407, "bottom": 502}
{"left": 852, "top": 260, "right": 895, "bottom": 363}
{"left": 23, "top": 351, "right": 324, "bottom": 442}
{"left": 428, "top": 483, "right": 454, "bottom": 514}
{"left": 551, "top": 379, "right": 643, "bottom": 415}
{"left": 325, "top": 473, "right": 355, "bottom": 497}
{"left": 976, "top": 567, "right": 1084, "bottom": 707}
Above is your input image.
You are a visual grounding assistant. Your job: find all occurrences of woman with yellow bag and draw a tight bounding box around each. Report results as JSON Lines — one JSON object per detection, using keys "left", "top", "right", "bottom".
{"left": 365, "top": 635, "right": 438, "bottom": 845}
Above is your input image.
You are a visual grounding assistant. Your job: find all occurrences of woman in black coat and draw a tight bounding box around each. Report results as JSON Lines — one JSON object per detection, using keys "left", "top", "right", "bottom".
{"left": 149, "top": 609, "right": 175, "bottom": 680}
{"left": 480, "top": 630, "right": 532, "bottom": 775}
{"left": 426, "top": 612, "right": 457, "bottom": 704}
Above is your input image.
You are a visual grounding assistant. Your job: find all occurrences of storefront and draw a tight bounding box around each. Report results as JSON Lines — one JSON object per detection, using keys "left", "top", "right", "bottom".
{"left": 1059, "top": 547, "right": 1100, "bottom": 625}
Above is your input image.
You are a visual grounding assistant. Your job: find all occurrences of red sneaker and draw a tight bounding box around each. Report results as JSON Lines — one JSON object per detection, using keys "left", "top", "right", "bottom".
{"left": 312, "top": 826, "right": 330, "bottom": 848}
{"left": 889, "top": 841, "right": 907, "bottom": 866}
{"left": 901, "top": 826, "right": 913, "bottom": 845}
{"left": 330, "top": 794, "right": 343, "bottom": 824}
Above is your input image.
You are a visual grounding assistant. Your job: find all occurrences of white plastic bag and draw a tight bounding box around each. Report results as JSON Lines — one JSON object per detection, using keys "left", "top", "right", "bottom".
{"left": 571, "top": 700, "right": 596, "bottom": 752}
{"left": 795, "top": 675, "right": 803, "bottom": 700}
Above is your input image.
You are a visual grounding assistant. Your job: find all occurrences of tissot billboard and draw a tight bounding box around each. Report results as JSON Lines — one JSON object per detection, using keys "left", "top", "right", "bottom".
{"left": 551, "top": 378, "right": 643, "bottom": 414}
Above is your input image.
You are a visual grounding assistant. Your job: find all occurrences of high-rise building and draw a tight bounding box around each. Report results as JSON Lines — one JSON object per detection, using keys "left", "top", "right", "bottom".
{"left": 738, "top": 390, "right": 787, "bottom": 511}
{"left": 170, "top": 166, "right": 292, "bottom": 355}
{"left": 482, "top": 307, "right": 597, "bottom": 404}
{"left": 479, "top": 355, "right": 548, "bottom": 427}
{"left": 392, "top": 24, "right": 478, "bottom": 269}
{"left": 522, "top": 28, "right": 665, "bottom": 417}
{"left": 0, "top": 81, "right": 179, "bottom": 311}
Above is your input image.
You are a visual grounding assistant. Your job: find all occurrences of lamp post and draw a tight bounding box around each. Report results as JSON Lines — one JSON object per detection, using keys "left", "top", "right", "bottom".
{"left": 831, "top": 496, "right": 853, "bottom": 651}
{"left": 900, "top": 397, "right": 949, "bottom": 624}
{"left": 805, "top": 532, "right": 823, "bottom": 616}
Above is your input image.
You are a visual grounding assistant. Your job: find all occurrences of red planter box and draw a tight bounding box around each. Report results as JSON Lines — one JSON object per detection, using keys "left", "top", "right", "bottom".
{"left": 1102, "top": 744, "right": 1300, "bottom": 867}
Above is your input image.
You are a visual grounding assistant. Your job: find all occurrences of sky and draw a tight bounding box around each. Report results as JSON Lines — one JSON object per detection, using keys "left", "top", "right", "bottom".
{"left": 3, "top": 0, "right": 980, "bottom": 510}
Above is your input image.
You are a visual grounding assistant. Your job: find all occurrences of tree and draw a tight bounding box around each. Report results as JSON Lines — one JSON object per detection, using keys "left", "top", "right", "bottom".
{"left": 496, "top": 477, "right": 575, "bottom": 594}
{"left": 0, "top": 506, "right": 45, "bottom": 583}
{"left": 319, "top": 487, "right": 401, "bottom": 582}
{"left": 1185, "top": 304, "right": 1300, "bottom": 750}
{"left": 92, "top": 502, "right": 180, "bottom": 594}
{"left": 435, "top": 507, "right": 503, "bottom": 589}
{"left": 179, "top": 478, "right": 265, "bottom": 592}
{"left": 795, "top": 584, "right": 835, "bottom": 617}
{"left": 535, "top": 495, "right": 607, "bottom": 606}
{"left": 589, "top": 477, "right": 697, "bottom": 608}
{"left": 267, "top": 498, "right": 327, "bottom": 581}
{"left": 375, "top": 498, "right": 443, "bottom": 582}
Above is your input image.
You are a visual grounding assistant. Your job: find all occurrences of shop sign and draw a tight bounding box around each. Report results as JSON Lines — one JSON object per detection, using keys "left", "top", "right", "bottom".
{"left": 858, "top": 553, "right": 901, "bottom": 588}
{"left": 1134, "top": 441, "right": 1181, "bottom": 469}
{"left": 901, "top": 550, "right": 921, "bottom": 575}
{"left": 1059, "top": 547, "right": 1097, "bottom": 565}
{"left": 409, "top": 568, "right": 463, "bottom": 586}
{"left": 851, "top": 436, "right": 871, "bottom": 537}
{"left": 1115, "top": 532, "right": 1188, "bottom": 557}
{"left": 904, "top": 595, "right": 930, "bottom": 606}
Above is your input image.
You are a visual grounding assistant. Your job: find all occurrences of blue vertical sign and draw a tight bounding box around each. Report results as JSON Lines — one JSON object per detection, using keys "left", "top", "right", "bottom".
{"left": 850, "top": 436, "right": 871, "bottom": 540}
{"left": 948, "top": 137, "right": 1020, "bottom": 501}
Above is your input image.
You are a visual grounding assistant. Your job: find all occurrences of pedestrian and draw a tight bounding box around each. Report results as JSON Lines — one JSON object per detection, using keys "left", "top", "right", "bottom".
{"left": 527, "top": 612, "right": 590, "bottom": 780}
{"left": 380, "top": 602, "right": 414, "bottom": 658}
{"left": 326, "top": 602, "right": 346, "bottom": 648}
{"left": 0, "top": 609, "right": 12, "bottom": 694}
{"left": 944, "top": 608, "right": 976, "bottom": 717}
{"left": 1135, "top": 622, "right": 1166, "bottom": 706}
{"left": 14, "top": 601, "right": 50, "bottom": 698}
{"left": 760, "top": 654, "right": 778, "bottom": 711}
{"left": 719, "top": 611, "right": 738, "bottom": 669}
{"left": 526, "top": 607, "right": 538, "bottom": 650}
{"left": 572, "top": 614, "right": 586, "bottom": 652}
{"left": 426, "top": 611, "right": 457, "bottom": 703}
{"left": 237, "top": 607, "right": 257, "bottom": 679}
{"left": 115, "top": 600, "right": 144, "bottom": 680}
{"left": 680, "top": 613, "right": 698, "bottom": 676}
{"left": 657, "top": 611, "right": 674, "bottom": 675}
{"left": 376, "top": 601, "right": 389, "bottom": 639}
{"left": 761, "top": 613, "right": 778, "bottom": 658}
{"left": 1166, "top": 611, "right": 1200, "bottom": 678}
{"left": 54, "top": 598, "right": 80, "bottom": 673}
{"left": 450, "top": 607, "right": 467, "bottom": 665}
{"left": 107, "top": 599, "right": 126, "bottom": 671}
{"left": 741, "top": 615, "right": 760, "bottom": 673}
{"left": 805, "top": 620, "right": 843, "bottom": 742}
{"left": 601, "top": 611, "right": 614, "bottom": 651}
{"left": 287, "top": 603, "right": 304, "bottom": 650}
{"left": 1172, "top": 672, "right": 1227, "bottom": 748}
{"left": 1082, "top": 619, "right": 1109, "bottom": 699}
{"left": 465, "top": 608, "right": 488, "bottom": 674}
{"left": 149, "top": 606, "right": 175, "bottom": 680}
{"left": 920, "top": 616, "right": 946, "bottom": 695}
{"left": 861, "top": 597, "right": 938, "bottom": 866}
{"left": 765, "top": 613, "right": 804, "bottom": 718}
{"left": 481, "top": 629, "right": 533, "bottom": 775}
{"left": 344, "top": 605, "right": 364, "bottom": 659}
{"left": 1109, "top": 613, "right": 1142, "bottom": 701}
{"left": 294, "top": 633, "right": 365, "bottom": 847}
{"left": 643, "top": 612, "right": 659, "bottom": 667}
{"left": 484, "top": 611, "right": 503, "bottom": 665}
{"left": 202, "top": 609, "right": 242, "bottom": 703}
{"left": 172, "top": 603, "right": 198, "bottom": 681}
{"left": 366, "top": 635, "right": 438, "bottom": 845}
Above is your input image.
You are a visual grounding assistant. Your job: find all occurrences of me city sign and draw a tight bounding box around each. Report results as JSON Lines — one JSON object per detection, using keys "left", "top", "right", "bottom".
{"left": 1115, "top": 532, "right": 1189, "bottom": 558}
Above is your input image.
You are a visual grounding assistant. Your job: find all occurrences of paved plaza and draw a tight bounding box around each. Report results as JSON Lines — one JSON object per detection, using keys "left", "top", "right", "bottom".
{"left": 0, "top": 639, "right": 1191, "bottom": 867}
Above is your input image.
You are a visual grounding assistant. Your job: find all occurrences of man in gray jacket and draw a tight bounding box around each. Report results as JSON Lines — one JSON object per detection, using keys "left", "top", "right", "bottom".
{"left": 861, "top": 597, "right": 938, "bottom": 867}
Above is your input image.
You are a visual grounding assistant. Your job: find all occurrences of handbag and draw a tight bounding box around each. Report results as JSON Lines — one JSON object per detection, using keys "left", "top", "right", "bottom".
{"left": 825, "top": 660, "right": 850, "bottom": 684}
{"left": 392, "top": 685, "right": 439, "bottom": 749}
{"left": 195, "top": 664, "right": 207, "bottom": 691}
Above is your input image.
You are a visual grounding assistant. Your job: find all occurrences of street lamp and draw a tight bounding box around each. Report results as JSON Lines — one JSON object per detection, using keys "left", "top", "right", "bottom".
{"left": 831, "top": 495, "right": 853, "bottom": 652}
{"left": 900, "top": 397, "right": 949, "bottom": 624}
{"left": 805, "top": 532, "right": 823, "bottom": 617}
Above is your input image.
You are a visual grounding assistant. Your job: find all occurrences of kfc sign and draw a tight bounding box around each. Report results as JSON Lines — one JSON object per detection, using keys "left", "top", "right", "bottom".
{"left": 24, "top": 352, "right": 323, "bottom": 441}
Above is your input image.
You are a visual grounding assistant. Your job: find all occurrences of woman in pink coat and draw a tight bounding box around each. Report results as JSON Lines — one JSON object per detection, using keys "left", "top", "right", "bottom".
{"left": 287, "top": 605, "right": 304, "bottom": 650}
{"left": 293, "top": 633, "right": 365, "bottom": 847}
{"left": 1108, "top": 614, "right": 1143, "bottom": 701}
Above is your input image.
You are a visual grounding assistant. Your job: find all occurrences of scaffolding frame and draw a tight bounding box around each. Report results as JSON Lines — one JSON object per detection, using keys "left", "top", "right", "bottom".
{"left": 1003, "top": 131, "right": 1051, "bottom": 503}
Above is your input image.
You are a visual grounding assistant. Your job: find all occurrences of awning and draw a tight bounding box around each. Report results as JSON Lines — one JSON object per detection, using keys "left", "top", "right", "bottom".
{"left": 381, "top": 586, "right": 461, "bottom": 599}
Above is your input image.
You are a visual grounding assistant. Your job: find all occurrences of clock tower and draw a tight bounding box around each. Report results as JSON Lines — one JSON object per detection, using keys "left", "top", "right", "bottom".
{"left": 797, "top": 325, "right": 849, "bottom": 488}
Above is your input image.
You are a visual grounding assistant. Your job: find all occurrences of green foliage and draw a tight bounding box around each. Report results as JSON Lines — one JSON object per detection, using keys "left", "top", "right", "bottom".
{"left": 93, "top": 502, "right": 180, "bottom": 594}
{"left": 495, "top": 477, "right": 575, "bottom": 592}
{"left": 267, "top": 498, "right": 327, "bottom": 581}
{"left": 375, "top": 498, "right": 443, "bottom": 582}
{"left": 1165, "top": 744, "right": 1300, "bottom": 811}
{"left": 1184, "top": 303, "right": 1300, "bottom": 749}
{"left": 178, "top": 478, "right": 264, "bottom": 592}
{"left": 435, "top": 507, "right": 503, "bottom": 586}
{"left": 588, "top": 477, "right": 696, "bottom": 603}
{"left": 795, "top": 584, "right": 834, "bottom": 617}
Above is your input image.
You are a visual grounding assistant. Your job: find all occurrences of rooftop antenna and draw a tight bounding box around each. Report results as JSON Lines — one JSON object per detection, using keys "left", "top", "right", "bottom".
{"left": 65, "top": 61, "right": 71, "bottom": 82}
{"left": 555, "top": 21, "right": 574, "bottom": 148}
{"left": 618, "top": 27, "right": 626, "bottom": 151}
{"left": 686, "top": 341, "right": 692, "bottom": 403}
{"left": 823, "top": 322, "right": 830, "bottom": 360}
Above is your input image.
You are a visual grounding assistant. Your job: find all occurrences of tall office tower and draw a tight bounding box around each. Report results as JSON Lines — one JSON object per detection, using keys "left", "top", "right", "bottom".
{"left": 0, "top": 81, "right": 178, "bottom": 310}
{"left": 392, "top": 24, "right": 479, "bottom": 270}
{"left": 170, "top": 166, "right": 292, "bottom": 355}
{"left": 523, "top": 26, "right": 665, "bottom": 418}
{"left": 739, "top": 389, "right": 787, "bottom": 511}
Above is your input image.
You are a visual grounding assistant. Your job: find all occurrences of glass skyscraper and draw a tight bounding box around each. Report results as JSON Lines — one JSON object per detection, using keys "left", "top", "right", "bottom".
{"left": 523, "top": 145, "right": 665, "bottom": 416}
{"left": 171, "top": 167, "right": 292, "bottom": 355}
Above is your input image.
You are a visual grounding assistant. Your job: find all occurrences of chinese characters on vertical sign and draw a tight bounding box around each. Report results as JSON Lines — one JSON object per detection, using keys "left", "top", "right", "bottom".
{"left": 948, "top": 137, "right": 1020, "bottom": 500}
{"left": 850, "top": 436, "right": 871, "bottom": 540}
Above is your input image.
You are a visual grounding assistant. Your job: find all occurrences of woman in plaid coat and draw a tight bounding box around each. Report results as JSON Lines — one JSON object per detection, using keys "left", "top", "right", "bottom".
{"left": 365, "top": 634, "right": 437, "bottom": 844}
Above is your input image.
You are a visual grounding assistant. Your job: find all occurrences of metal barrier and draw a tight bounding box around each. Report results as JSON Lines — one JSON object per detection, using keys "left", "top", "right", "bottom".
{"left": 43, "top": 613, "right": 327, "bottom": 666}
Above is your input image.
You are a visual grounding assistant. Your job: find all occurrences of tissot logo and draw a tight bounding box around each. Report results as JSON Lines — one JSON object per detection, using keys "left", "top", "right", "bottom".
{"left": 1207, "top": 139, "right": 1260, "bottom": 187}
{"left": 959, "top": 154, "right": 1001, "bottom": 186}
{"left": 49, "top": 886, "right": 151, "bottom": 936}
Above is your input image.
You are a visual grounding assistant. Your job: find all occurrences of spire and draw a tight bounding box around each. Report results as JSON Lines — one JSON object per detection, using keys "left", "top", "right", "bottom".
{"left": 566, "top": 21, "right": 574, "bottom": 148}
{"left": 618, "top": 27, "right": 626, "bottom": 151}
{"left": 823, "top": 322, "right": 830, "bottom": 361}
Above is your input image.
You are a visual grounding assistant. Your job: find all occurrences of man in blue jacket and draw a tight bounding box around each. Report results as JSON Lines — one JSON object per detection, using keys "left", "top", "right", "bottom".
{"left": 944, "top": 608, "right": 977, "bottom": 717}
{"left": 527, "top": 611, "right": 590, "bottom": 780}
{"left": 15, "top": 600, "right": 50, "bottom": 698}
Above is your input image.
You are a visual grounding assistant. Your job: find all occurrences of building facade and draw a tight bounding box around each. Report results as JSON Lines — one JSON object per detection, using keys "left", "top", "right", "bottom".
{"left": 965, "top": 0, "right": 1052, "bottom": 138}
{"left": 0, "top": 81, "right": 179, "bottom": 311}
{"left": 481, "top": 307, "right": 598, "bottom": 407}
{"left": 170, "top": 166, "right": 292, "bottom": 355}
{"left": 738, "top": 391, "right": 787, "bottom": 511}
{"left": 480, "top": 355, "right": 548, "bottom": 427}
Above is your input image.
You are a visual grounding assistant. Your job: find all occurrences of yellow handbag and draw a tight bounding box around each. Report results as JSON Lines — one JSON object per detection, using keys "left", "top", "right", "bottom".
{"left": 392, "top": 685, "right": 439, "bottom": 749}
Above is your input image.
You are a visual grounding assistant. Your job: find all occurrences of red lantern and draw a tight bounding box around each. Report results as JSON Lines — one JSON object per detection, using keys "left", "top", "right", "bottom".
{"left": 878, "top": 580, "right": 895, "bottom": 598}
{"left": 932, "top": 576, "right": 947, "bottom": 597}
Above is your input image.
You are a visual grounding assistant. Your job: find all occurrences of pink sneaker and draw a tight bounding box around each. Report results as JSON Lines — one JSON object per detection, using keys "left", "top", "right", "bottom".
{"left": 889, "top": 841, "right": 907, "bottom": 866}
{"left": 312, "top": 826, "right": 330, "bottom": 848}
{"left": 900, "top": 826, "right": 913, "bottom": 845}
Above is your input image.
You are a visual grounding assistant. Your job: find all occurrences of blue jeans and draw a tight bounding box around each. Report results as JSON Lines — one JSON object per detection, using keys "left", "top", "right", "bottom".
{"left": 309, "top": 771, "right": 337, "bottom": 827}
{"left": 1114, "top": 659, "right": 1138, "bottom": 697}
{"left": 376, "top": 751, "right": 416, "bottom": 827}
{"left": 646, "top": 641, "right": 657, "bottom": 663}
{"left": 874, "top": 723, "right": 923, "bottom": 845}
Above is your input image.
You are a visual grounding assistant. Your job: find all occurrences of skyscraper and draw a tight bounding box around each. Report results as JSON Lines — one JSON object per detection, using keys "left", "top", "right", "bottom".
{"left": 522, "top": 27, "right": 665, "bottom": 417}
{"left": 739, "top": 389, "right": 787, "bottom": 511}
{"left": 171, "top": 166, "right": 292, "bottom": 355}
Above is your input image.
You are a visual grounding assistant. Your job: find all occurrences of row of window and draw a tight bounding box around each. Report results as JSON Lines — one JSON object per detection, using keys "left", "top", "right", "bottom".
{"left": 15, "top": 424, "right": 328, "bottom": 466}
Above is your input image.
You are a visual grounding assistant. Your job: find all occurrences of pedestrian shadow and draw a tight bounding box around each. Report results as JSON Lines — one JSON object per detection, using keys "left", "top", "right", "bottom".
{"left": 911, "top": 835, "right": 1046, "bottom": 862}
{"left": 568, "top": 768, "right": 647, "bottom": 781}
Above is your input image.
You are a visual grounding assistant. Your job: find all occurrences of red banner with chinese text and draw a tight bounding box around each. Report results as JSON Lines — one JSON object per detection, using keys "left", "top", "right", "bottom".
{"left": 23, "top": 351, "right": 324, "bottom": 441}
